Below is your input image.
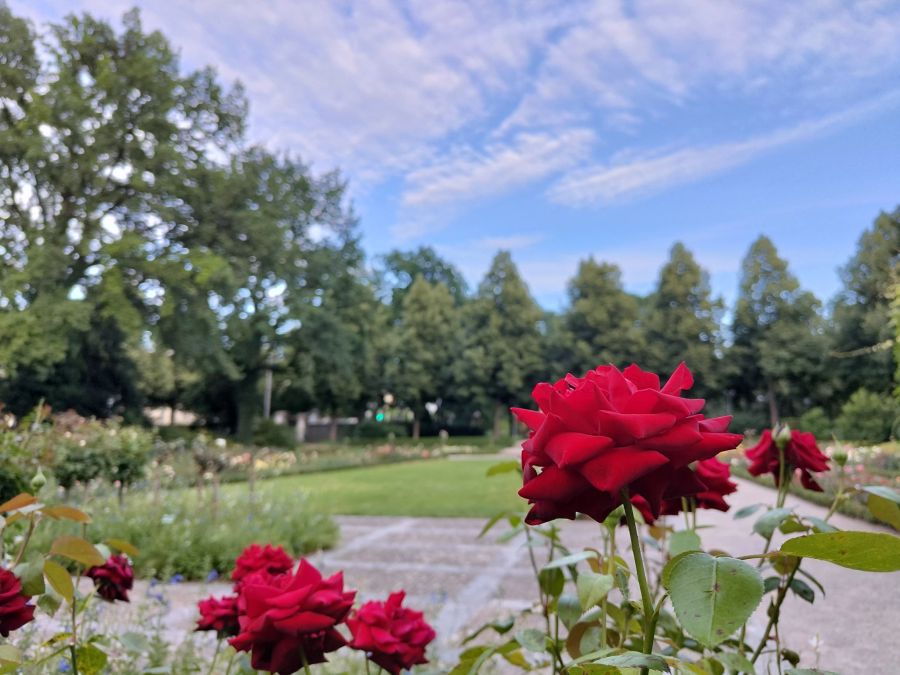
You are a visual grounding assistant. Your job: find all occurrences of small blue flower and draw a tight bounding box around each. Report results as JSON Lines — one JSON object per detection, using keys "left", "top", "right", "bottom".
{"left": 169, "top": 574, "right": 184, "bottom": 585}
{"left": 206, "top": 570, "right": 219, "bottom": 583}
{"left": 58, "top": 660, "right": 71, "bottom": 672}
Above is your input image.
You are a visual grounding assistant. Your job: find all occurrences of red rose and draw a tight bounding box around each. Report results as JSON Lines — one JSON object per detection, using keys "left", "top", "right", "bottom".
{"left": 196, "top": 594, "right": 241, "bottom": 638}
{"left": 746, "top": 429, "right": 829, "bottom": 491}
{"left": 660, "top": 457, "right": 738, "bottom": 516}
{"left": 86, "top": 554, "right": 133, "bottom": 602}
{"left": 229, "top": 559, "right": 355, "bottom": 674}
{"left": 232, "top": 544, "right": 294, "bottom": 586}
{"left": 348, "top": 591, "right": 436, "bottom": 674}
{"left": 0, "top": 568, "right": 35, "bottom": 637}
{"left": 513, "top": 363, "right": 743, "bottom": 525}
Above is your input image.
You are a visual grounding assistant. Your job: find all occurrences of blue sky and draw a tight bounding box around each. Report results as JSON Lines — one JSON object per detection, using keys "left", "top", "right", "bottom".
{"left": 16, "top": 0, "right": 900, "bottom": 308}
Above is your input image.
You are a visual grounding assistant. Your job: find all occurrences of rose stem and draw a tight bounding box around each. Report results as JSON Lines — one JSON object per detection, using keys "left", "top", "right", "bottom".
{"left": 300, "top": 647, "right": 312, "bottom": 675}
{"left": 621, "top": 488, "right": 654, "bottom": 675}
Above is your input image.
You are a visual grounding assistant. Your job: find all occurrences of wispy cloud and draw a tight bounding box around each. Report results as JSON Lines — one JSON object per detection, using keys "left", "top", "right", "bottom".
{"left": 402, "top": 129, "right": 595, "bottom": 207}
{"left": 548, "top": 93, "right": 900, "bottom": 206}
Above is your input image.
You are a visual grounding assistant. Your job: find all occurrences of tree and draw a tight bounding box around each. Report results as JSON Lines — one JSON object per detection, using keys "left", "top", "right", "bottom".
{"left": 386, "top": 277, "right": 460, "bottom": 438}
{"left": 460, "top": 251, "right": 543, "bottom": 436}
{"left": 0, "top": 7, "right": 244, "bottom": 414}
{"left": 564, "top": 258, "right": 644, "bottom": 373}
{"left": 644, "top": 243, "right": 723, "bottom": 397}
{"left": 730, "top": 236, "right": 828, "bottom": 426}
{"left": 378, "top": 246, "right": 468, "bottom": 313}
{"left": 830, "top": 208, "right": 900, "bottom": 400}
{"left": 163, "top": 149, "right": 355, "bottom": 440}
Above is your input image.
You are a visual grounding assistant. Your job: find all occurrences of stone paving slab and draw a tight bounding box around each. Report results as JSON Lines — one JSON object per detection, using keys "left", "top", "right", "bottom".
{"left": 61, "top": 478, "right": 899, "bottom": 674}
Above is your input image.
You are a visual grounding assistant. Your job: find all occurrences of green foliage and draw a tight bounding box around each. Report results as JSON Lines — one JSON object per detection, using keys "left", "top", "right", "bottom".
{"left": 793, "top": 407, "right": 833, "bottom": 441}
{"left": 836, "top": 387, "right": 899, "bottom": 442}
{"left": 781, "top": 531, "right": 900, "bottom": 572}
{"left": 252, "top": 417, "right": 296, "bottom": 448}
{"left": 30, "top": 491, "right": 337, "bottom": 580}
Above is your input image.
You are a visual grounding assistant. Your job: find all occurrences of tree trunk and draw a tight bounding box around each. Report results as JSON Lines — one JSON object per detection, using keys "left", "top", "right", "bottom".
{"left": 294, "top": 412, "right": 308, "bottom": 443}
{"left": 329, "top": 418, "right": 338, "bottom": 442}
{"left": 412, "top": 415, "right": 421, "bottom": 440}
{"left": 493, "top": 402, "right": 506, "bottom": 438}
{"left": 235, "top": 374, "right": 261, "bottom": 443}
{"left": 767, "top": 380, "right": 779, "bottom": 428}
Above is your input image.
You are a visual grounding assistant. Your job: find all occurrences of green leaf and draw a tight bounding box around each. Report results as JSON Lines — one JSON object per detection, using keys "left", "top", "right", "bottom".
{"left": 779, "top": 516, "right": 810, "bottom": 534}
{"left": 717, "top": 651, "right": 756, "bottom": 673}
{"left": 861, "top": 485, "right": 900, "bottom": 504}
{"left": 663, "top": 552, "right": 764, "bottom": 647}
{"left": 753, "top": 508, "right": 792, "bottom": 539}
{"left": 661, "top": 551, "right": 701, "bottom": 588}
{"left": 781, "top": 531, "right": 900, "bottom": 572}
{"left": 577, "top": 571, "right": 614, "bottom": 609}
{"left": 0, "top": 646, "right": 21, "bottom": 665}
{"left": 104, "top": 538, "right": 140, "bottom": 558}
{"left": 763, "top": 576, "right": 780, "bottom": 593}
{"left": 804, "top": 517, "right": 838, "bottom": 534}
{"left": 119, "top": 631, "right": 150, "bottom": 653}
{"left": 591, "top": 651, "right": 671, "bottom": 672}
{"left": 50, "top": 536, "right": 106, "bottom": 568}
{"left": 486, "top": 460, "right": 520, "bottom": 476}
{"left": 14, "top": 560, "right": 45, "bottom": 597}
{"left": 867, "top": 494, "right": 900, "bottom": 530}
{"left": 733, "top": 504, "right": 764, "bottom": 520}
{"left": 558, "top": 594, "right": 583, "bottom": 629}
{"left": 74, "top": 644, "right": 108, "bottom": 675}
{"left": 515, "top": 628, "right": 547, "bottom": 652}
{"left": 43, "top": 560, "right": 74, "bottom": 604}
{"left": 669, "top": 530, "right": 702, "bottom": 558}
{"left": 539, "top": 567, "right": 565, "bottom": 598}
{"left": 789, "top": 578, "right": 815, "bottom": 603}
{"left": 544, "top": 550, "right": 599, "bottom": 570}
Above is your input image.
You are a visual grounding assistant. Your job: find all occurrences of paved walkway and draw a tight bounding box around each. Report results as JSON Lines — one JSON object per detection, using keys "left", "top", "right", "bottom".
{"left": 113, "top": 478, "right": 897, "bottom": 674}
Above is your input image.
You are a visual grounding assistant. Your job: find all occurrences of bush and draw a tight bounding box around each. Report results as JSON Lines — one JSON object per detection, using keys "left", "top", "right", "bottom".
{"left": 351, "top": 421, "right": 409, "bottom": 440}
{"left": 253, "top": 418, "right": 296, "bottom": 448}
{"left": 30, "top": 490, "right": 338, "bottom": 581}
{"left": 793, "top": 406, "right": 834, "bottom": 440}
{"left": 836, "top": 388, "right": 899, "bottom": 442}
{"left": 52, "top": 440, "right": 110, "bottom": 490}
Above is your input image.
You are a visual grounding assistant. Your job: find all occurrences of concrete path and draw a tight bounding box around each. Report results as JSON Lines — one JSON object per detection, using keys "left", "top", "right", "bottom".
{"left": 102, "top": 478, "right": 897, "bottom": 674}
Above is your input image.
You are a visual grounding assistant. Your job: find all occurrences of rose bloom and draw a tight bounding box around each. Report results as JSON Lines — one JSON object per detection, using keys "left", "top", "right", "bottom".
{"left": 746, "top": 429, "right": 829, "bottom": 490}
{"left": 196, "top": 594, "right": 240, "bottom": 638}
{"left": 348, "top": 591, "right": 436, "bottom": 674}
{"left": 513, "top": 363, "right": 743, "bottom": 525}
{"left": 0, "top": 568, "right": 35, "bottom": 637}
{"left": 229, "top": 559, "right": 355, "bottom": 674}
{"left": 232, "top": 544, "right": 294, "bottom": 586}
{"left": 86, "top": 554, "right": 133, "bottom": 602}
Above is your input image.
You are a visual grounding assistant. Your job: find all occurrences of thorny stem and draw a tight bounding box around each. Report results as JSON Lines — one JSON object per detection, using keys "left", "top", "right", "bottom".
{"left": 621, "top": 489, "right": 655, "bottom": 675}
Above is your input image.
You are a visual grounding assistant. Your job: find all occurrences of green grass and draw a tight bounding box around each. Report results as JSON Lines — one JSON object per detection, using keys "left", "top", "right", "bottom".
{"left": 226, "top": 457, "right": 523, "bottom": 518}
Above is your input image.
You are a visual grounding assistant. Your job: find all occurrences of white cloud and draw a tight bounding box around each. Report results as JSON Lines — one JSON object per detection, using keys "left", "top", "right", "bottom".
{"left": 474, "top": 234, "right": 543, "bottom": 250}
{"left": 548, "top": 93, "right": 900, "bottom": 206}
{"left": 402, "top": 129, "right": 595, "bottom": 207}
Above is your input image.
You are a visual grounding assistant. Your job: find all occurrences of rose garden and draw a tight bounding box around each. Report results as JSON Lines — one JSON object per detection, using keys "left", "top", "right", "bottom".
{"left": 1, "top": 6, "right": 899, "bottom": 675}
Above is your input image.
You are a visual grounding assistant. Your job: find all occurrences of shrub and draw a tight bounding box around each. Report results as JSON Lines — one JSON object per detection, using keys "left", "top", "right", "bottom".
{"left": 793, "top": 406, "right": 834, "bottom": 440}
{"left": 29, "top": 490, "right": 338, "bottom": 581}
{"left": 837, "top": 387, "right": 899, "bottom": 442}
{"left": 351, "top": 421, "right": 409, "bottom": 440}
{"left": 253, "top": 418, "right": 296, "bottom": 448}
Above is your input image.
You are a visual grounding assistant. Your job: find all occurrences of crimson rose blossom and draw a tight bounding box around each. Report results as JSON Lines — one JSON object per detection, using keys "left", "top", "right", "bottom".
{"left": 232, "top": 544, "right": 294, "bottom": 586}
{"left": 0, "top": 568, "right": 35, "bottom": 637}
{"left": 513, "top": 363, "right": 743, "bottom": 524}
{"left": 86, "top": 554, "right": 133, "bottom": 602}
{"left": 746, "top": 428, "right": 829, "bottom": 491}
{"left": 229, "top": 559, "right": 355, "bottom": 674}
{"left": 348, "top": 591, "right": 436, "bottom": 674}
{"left": 196, "top": 594, "right": 240, "bottom": 638}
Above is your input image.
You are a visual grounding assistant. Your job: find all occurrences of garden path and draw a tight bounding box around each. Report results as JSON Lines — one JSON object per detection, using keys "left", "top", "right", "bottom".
{"left": 122, "top": 477, "right": 897, "bottom": 674}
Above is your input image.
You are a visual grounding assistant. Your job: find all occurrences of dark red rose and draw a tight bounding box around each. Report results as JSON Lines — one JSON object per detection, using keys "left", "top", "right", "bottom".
{"left": 348, "top": 591, "right": 436, "bottom": 675}
{"left": 746, "top": 429, "right": 829, "bottom": 491}
{"left": 659, "top": 457, "right": 738, "bottom": 516}
{"left": 0, "top": 568, "right": 35, "bottom": 637}
{"left": 232, "top": 544, "right": 294, "bottom": 586}
{"left": 513, "top": 363, "right": 743, "bottom": 525}
{"left": 229, "top": 559, "right": 355, "bottom": 674}
{"left": 196, "top": 594, "right": 241, "bottom": 638}
{"left": 86, "top": 554, "right": 133, "bottom": 602}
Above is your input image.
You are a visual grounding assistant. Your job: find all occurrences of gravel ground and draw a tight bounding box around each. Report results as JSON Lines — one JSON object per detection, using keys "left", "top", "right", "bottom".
{"left": 88, "top": 476, "right": 897, "bottom": 674}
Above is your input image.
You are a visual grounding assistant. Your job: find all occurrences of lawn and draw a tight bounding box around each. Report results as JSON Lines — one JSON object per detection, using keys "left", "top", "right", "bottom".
{"left": 227, "top": 457, "right": 524, "bottom": 518}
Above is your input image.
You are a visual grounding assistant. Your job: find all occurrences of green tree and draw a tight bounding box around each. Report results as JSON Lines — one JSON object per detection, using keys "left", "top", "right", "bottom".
{"left": 564, "top": 258, "right": 644, "bottom": 373}
{"left": 830, "top": 209, "right": 900, "bottom": 399}
{"left": 644, "top": 243, "right": 723, "bottom": 397}
{"left": 0, "top": 7, "right": 243, "bottom": 414}
{"left": 386, "top": 277, "right": 460, "bottom": 438}
{"left": 730, "top": 236, "right": 828, "bottom": 426}
{"left": 378, "top": 246, "right": 468, "bottom": 312}
{"left": 461, "top": 251, "right": 543, "bottom": 436}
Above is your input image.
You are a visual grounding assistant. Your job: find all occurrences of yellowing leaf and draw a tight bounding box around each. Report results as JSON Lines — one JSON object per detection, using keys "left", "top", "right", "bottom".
{"left": 42, "top": 505, "right": 91, "bottom": 523}
{"left": 0, "top": 493, "right": 36, "bottom": 513}
{"left": 105, "top": 538, "right": 139, "bottom": 558}
{"left": 49, "top": 536, "right": 105, "bottom": 568}
{"left": 43, "top": 560, "right": 74, "bottom": 603}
